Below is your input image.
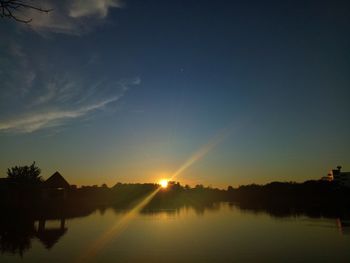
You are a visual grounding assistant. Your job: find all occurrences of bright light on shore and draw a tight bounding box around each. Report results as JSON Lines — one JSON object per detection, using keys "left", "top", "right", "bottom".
{"left": 159, "top": 179, "right": 168, "bottom": 188}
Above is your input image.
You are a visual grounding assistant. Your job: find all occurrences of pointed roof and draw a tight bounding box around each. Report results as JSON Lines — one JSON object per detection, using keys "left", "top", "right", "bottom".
{"left": 35, "top": 228, "right": 67, "bottom": 249}
{"left": 44, "top": 172, "right": 70, "bottom": 189}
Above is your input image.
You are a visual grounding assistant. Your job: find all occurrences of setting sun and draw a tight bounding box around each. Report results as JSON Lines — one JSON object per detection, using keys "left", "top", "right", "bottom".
{"left": 159, "top": 179, "right": 168, "bottom": 188}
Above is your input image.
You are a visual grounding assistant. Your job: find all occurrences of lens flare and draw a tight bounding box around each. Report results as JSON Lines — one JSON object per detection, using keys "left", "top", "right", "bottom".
{"left": 75, "top": 187, "right": 161, "bottom": 263}
{"left": 76, "top": 127, "right": 232, "bottom": 262}
{"left": 169, "top": 128, "right": 231, "bottom": 181}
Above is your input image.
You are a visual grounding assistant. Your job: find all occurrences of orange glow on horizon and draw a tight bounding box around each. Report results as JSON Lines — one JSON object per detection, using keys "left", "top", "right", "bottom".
{"left": 75, "top": 128, "right": 232, "bottom": 262}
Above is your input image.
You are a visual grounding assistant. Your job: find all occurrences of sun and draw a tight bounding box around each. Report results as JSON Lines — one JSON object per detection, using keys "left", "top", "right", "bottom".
{"left": 159, "top": 179, "right": 168, "bottom": 188}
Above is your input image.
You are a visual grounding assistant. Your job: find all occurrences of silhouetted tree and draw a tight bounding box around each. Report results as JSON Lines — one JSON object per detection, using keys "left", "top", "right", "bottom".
{"left": 195, "top": 184, "right": 204, "bottom": 190}
{"left": 0, "top": 0, "right": 51, "bottom": 23}
{"left": 7, "top": 162, "right": 42, "bottom": 184}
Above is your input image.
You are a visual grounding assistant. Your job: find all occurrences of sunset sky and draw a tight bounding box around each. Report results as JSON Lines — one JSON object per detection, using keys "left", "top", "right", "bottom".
{"left": 0, "top": 0, "right": 349, "bottom": 188}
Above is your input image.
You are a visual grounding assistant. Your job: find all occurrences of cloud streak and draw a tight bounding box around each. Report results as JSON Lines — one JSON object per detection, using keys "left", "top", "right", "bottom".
{"left": 69, "top": 0, "right": 123, "bottom": 18}
{"left": 0, "top": 97, "right": 119, "bottom": 133}
{"left": 1, "top": 33, "right": 140, "bottom": 135}
{"left": 19, "top": 0, "right": 124, "bottom": 35}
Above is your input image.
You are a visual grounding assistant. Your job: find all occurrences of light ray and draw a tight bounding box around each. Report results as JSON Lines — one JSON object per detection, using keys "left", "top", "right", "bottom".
{"left": 75, "top": 187, "right": 161, "bottom": 263}
{"left": 169, "top": 128, "right": 232, "bottom": 181}
{"left": 75, "top": 127, "right": 232, "bottom": 262}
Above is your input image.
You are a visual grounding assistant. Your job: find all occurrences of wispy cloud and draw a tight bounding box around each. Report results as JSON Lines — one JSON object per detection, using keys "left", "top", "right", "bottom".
{"left": 0, "top": 74, "right": 141, "bottom": 134}
{"left": 18, "top": 0, "right": 124, "bottom": 35}
{"left": 69, "top": 0, "right": 123, "bottom": 18}
{"left": 0, "top": 75, "right": 141, "bottom": 134}
{"left": 0, "top": 97, "right": 119, "bottom": 133}
{"left": 0, "top": 42, "right": 141, "bottom": 134}
{"left": 6, "top": 44, "right": 36, "bottom": 96}
{"left": 0, "top": 7, "right": 142, "bottom": 134}
{"left": 32, "top": 81, "right": 57, "bottom": 106}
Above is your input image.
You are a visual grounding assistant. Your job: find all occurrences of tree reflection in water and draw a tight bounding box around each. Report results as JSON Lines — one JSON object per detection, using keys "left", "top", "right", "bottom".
{"left": 1, "top": 197, "right": 350, "bottom": 257}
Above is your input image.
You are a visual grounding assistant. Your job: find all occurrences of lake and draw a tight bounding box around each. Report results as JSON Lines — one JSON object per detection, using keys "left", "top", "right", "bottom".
{"left": 1, "top": 203, "right": 350, "bottom": 262}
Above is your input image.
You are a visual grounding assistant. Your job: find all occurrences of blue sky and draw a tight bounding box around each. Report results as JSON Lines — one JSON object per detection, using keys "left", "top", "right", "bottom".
{"left": 0, "top": 0, "right": 349, "bottom": 187}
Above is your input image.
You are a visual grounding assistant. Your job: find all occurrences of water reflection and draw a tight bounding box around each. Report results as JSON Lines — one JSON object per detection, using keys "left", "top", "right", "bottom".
{"left": 0, "top": 216, "right": 34, "bottom": 257}
{"left": 36, "top": 219, "right": 67, "bottom": 250}
{"left": 337, "top": 218, "right": 350, "bottom": 235}
{"left": 0, "top": 216, "right": 68, "bottom": 256}
{"left": 1, "top": 201, "right": 350, "bottom": 259}
{"left": 0, "top": 202, "right": 96, "bottom": 257}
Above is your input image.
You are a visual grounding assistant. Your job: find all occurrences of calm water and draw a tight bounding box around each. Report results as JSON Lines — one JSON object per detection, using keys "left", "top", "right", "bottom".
{"left": 1, "top": 203, "right": 350, "bottom": 262}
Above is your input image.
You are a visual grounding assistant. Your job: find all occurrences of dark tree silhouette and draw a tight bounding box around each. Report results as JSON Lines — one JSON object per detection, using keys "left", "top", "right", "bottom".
{"left": 0, "top": 0, "right": 51, "bottom": 23}
{"left": 7, "top": 162, "right": 42, "bottom": 184}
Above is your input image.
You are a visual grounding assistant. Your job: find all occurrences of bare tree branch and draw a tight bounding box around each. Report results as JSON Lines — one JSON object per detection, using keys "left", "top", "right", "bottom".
{"left": 0, "top": 0, "right": 52, "bottom": 24}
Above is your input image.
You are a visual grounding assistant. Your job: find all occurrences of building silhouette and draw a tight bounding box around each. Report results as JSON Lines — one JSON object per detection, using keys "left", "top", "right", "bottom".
{"left": 42, "top": 172, "right": 71, "bottom": 200}
{"left": 331, "top": 166, "right": 350, "bottom": 188}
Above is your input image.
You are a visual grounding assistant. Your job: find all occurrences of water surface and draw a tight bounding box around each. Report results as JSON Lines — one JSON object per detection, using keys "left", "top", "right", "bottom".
{"left": 1, "top": 203, "right": 350, "bottom": 262}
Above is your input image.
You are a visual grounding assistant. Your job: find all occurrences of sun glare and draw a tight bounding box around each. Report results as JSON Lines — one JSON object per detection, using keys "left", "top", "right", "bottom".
{"left": 159, "top": 179, "right": 168, "bottom": 188}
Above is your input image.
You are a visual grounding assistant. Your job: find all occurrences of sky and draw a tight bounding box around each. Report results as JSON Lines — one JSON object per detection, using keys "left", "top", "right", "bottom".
{"left": 0, "top": 0, "right": 349, "bottom": 188}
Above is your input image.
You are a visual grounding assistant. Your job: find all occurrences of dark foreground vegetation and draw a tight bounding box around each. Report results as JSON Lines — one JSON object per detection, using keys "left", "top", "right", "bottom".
{"left": 1, "top": 163, "right": 350, "bottom": 217}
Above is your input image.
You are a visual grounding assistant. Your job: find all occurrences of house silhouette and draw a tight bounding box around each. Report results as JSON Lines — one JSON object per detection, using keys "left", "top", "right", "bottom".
{"left": 44, "top": 172, "right": 70, "bottom": 189}
{"left": 42, "top": 172, "right": 70, "bottom": 199}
